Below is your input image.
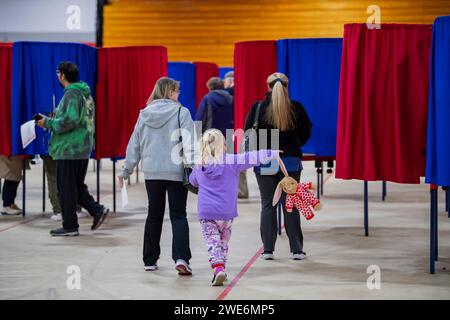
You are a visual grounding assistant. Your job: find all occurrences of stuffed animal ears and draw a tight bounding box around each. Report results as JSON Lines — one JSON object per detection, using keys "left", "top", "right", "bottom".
{"left": 277, "top": 157, "right": 289, "bottom": 177}
{"left": 272, "top": 181, "right": 283, "bottom": 206}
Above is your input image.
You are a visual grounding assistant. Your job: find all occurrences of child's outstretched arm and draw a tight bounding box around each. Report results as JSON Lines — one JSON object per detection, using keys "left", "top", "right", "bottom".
{"left": 229, "top": 149, "right": 280, "bottom": 172}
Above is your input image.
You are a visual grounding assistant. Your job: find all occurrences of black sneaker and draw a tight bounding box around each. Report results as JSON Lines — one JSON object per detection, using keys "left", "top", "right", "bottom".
{"left": 50, "top": 228, "right": 79, "bottom": 237}
{"left": 292, "top": 252, "right": 307, "bottom": 260}
{"left": 91, "top": 207, "right": 109, "bottom": 230}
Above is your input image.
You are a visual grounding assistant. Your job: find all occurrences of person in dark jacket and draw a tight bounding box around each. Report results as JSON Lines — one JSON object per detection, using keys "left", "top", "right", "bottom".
{"left": 195, "top": 77, "right": 234, "bottom": 136}
{"left": 222, "top": 71, "right": 249, "bottom": 199}
{"left": 244, "top": 72, "right": 312, "bottom": 261}
{"left": 223, "top": 71, "right": 234, "bottom": 97}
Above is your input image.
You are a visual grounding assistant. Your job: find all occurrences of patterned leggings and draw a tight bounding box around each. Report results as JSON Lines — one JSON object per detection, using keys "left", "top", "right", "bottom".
{"left": 200, "top": 219, "right": 233, "bottom": 268}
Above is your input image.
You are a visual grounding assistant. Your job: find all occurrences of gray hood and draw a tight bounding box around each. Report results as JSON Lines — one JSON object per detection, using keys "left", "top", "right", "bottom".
{"left": 140, "top": 99, "right": 181, "bottom": 129}
{"left": 122, "top": 99, "right": 195, "bottom": 182}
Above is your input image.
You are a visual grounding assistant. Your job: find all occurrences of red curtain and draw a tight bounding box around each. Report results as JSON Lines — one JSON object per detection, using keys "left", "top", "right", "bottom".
{"left": 0, "top": 44, "right": 12, "bottom": 156}
{"left": 336, "top": 24, "right": 432, "bottom": 183}
{"left": 234, "top": 40, "right": 277, "bottom": 141}
{"left": 194, "top": 62, "right": 219, "bottom": 108}
{"left": 95, "top": 46, "right": 168, "bottom": 159}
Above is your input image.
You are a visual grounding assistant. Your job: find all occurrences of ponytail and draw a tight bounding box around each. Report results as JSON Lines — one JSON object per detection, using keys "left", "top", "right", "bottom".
{"left": 265, "top": 73, "right": 295, "bottom": 131}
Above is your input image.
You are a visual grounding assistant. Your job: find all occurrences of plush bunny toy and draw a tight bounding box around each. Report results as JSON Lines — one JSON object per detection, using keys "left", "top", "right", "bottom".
{"left": 272, "top": 158, "right": 323, "bottom": 220}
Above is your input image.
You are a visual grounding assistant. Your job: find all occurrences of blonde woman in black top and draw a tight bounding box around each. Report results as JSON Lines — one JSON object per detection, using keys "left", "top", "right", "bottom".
{"left": 244, "top": 72, "right": 312, "bottom": 260}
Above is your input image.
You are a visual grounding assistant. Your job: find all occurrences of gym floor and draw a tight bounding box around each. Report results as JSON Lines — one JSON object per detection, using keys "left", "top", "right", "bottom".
{"left": 0, "top": 160, "right": 449, "bottom": 300}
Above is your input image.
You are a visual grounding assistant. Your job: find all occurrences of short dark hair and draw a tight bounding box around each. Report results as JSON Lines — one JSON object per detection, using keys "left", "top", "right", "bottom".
{"left": 207, "top": 77, "right": 224, "bottom": 91}
{"left": 57, "top": 61, "right": 79, "bottom": 83}
{"left": 224, "top": 71, "right": 234, "bottom": 79}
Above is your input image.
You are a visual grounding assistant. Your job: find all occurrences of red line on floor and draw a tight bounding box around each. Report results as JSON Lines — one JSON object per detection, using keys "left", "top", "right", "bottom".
{"left": 217, "top": 173, "right": 334, "bottom": 300}
{"left": 324, "top": 172, "right": 334, "bottom": 184}
{"left": 216, "top": 246, "right": 263, "bottom": 300}
{"left": 0, "top": 215, "right": 41, "bottom": 233}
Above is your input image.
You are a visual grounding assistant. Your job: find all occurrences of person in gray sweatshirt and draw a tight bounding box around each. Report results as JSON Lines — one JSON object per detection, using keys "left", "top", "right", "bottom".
{"left": 118, "top": 77, "right": 195, "bottom": 275}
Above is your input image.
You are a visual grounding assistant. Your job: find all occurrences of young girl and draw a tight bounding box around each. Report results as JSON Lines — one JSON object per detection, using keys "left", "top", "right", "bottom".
{"left": 189, "top": 129, "right": 280, "bottom": 286}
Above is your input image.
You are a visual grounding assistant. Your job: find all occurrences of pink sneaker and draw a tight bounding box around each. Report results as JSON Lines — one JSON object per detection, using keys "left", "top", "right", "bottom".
{"left": 212, "top": 267, "right": 227, "bottom": 286}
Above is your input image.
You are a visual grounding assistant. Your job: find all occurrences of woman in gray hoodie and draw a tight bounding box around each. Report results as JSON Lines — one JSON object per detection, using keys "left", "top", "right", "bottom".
{"left": 118, "top": 77, "right": 194, "bottom": 275}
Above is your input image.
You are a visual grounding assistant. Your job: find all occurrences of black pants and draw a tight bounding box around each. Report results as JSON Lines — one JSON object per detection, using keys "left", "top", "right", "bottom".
{"left": 57, "top": 159, "right": 104, "bottom": 230}
{"left": 255, "top": 171, "right": 304, "bottom": 253}
{"left": 2, "top": 180, "right": 20, "bottom": 207}
{"left": 144, "top": 180, "right": 191, "bottom": 266}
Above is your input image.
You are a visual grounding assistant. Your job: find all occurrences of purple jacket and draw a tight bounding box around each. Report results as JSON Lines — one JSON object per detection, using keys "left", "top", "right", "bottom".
{"left": 189, "top": 150, "right": 279, "bottom": 220}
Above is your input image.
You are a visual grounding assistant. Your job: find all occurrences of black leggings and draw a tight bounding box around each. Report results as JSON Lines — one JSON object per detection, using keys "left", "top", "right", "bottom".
{"left": 143, "top": 180, "right": 191, "bottom": 266}
{"left": 255, "top": 171, "right": 304, "bottom": 253}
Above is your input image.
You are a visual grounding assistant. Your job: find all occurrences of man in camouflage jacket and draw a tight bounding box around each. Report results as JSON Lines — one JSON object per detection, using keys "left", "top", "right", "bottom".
{"left": 37, "top": 61, "right": 109, "bottom": 236}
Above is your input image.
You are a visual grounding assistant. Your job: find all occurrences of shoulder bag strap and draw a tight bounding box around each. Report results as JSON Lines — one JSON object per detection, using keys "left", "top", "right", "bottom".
{"left": 252, "top": 102, "right": 262, "bottom": 130}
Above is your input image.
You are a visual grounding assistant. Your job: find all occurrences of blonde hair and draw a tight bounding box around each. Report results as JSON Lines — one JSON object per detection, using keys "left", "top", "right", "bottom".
{"left": 200, "top": 129, "right": 225, "bottom": 165}
{"left": 265, "top": 72, "right": 295, "bottom": 131}
{"left": 147, "top": 77, "right": 180, "bottom": 104}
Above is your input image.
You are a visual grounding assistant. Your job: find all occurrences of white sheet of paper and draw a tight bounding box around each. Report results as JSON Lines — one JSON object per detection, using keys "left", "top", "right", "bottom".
{"left": 20, "top": 120, "right": 36, "bottom": 149}
{"left": 121, "top": 182, "right": 129, "bottom": 208}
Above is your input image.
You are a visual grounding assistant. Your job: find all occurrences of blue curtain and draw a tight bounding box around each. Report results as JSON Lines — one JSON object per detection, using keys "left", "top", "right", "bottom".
{"left": 11, "top": 42, "right": 97, "bottom": 156}
{"left": 426, "top": 16, "right": 450, "bottom": 187}
{"left": 277, "top": 38, "right": 342, "bottom": 157}
{"left": 219, "top": 67, "right": 233, "bottom": 79}
{"left": 168, "top": 62, "right": 196, "bottom": 117}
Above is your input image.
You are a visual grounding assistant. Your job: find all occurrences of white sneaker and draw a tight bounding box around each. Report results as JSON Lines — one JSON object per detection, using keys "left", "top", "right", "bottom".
{"left": 261, "top": 252, "right": 274, "bottom": 260}
{"left": 175, "top": 259, "right": 192, "bottom": 275}
{"left": 144, "top": 265, "right": 158, "bottom": 271}
{"left": 292, "top": 252, "right": 306, "bottom": 260}
{"left": 77, "top": 211, "right": 89, "bottom": 219}
{"left": 50, "top": 213, "right": 62, "bottom": 221}
{"left": 1, "top": 206, "right": 22, "bottom": 215}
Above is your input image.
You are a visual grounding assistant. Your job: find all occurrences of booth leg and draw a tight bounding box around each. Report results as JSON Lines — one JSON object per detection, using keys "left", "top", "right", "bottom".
{"left": 446, "top": 188, "right": 449, "bottom": 215}
{"left": 326, "top": 160, "right": 334, "bottom": 174}
{"left": 22, "top": 160, "right": 26, "bottom": 218}
{"left": 435, "top": 191, "right": 438, "bottom": 261}
{"left": 128, "top": 165, "right": 131, "bottom": 186}
{"left": 316, "top": 171, "right": 320, "bottom": 199}
{"left": 112, "top": 159, "right": 116, "bottom": 213}
{"left": 96, "top": 159, "right": 100, "bottom": 203}
{"left": 445, "top": 189, "right": 450, "bottom": 218}
{"left": 364, "top": 181, "right": 368, "bottom": 237}
{"left": 430, "top": 188, "right": 438, "bottom": 274}
{"left": 382, "top": 181, "right": 387, "bottom": 201}
{"left": 42, "top": 164, "right": 46, "bottom": 212}
{"left": 320, "top": 161, "right": 324, "bottom": 195}
{"left": 136, "top": 165, "right": 139, "bottom": 184}
{"left": 315, "top": 161, "right": 321, "bottom": 200}
{"left": 277, "top": 203, "right": 282, "bottom": 236}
